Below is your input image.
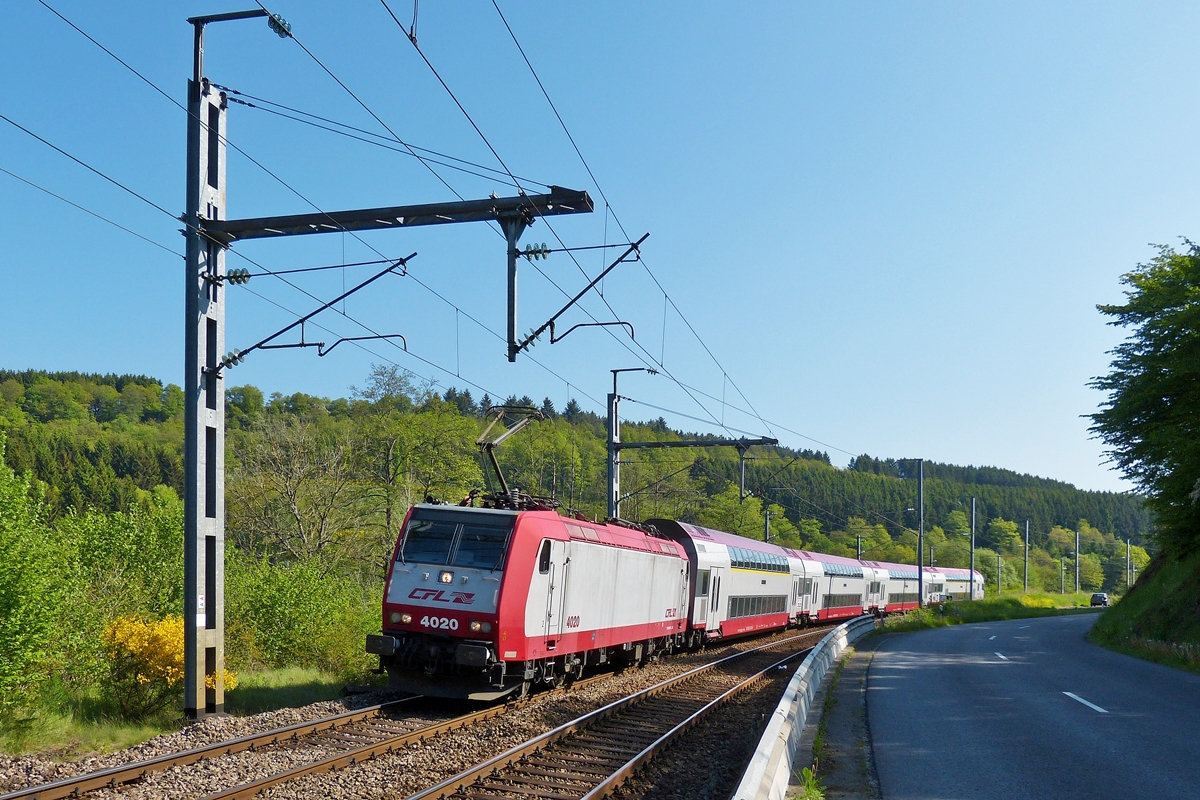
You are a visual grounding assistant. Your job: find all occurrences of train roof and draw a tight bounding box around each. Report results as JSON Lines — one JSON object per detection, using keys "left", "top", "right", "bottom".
{"left": 660, "top": 520, "right": 797, "bottom": 557}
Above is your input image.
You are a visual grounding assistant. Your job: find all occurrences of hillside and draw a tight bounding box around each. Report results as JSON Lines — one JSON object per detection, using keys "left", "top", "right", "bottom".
{"left": 0, "top": 366, "right": 1151, "bottom": 594}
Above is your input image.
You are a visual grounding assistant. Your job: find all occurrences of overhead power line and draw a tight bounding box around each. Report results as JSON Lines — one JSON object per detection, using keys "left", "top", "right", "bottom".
{"left": 0, "top": 165, "right": 181, "bottom": 257}
{"left": 379, "top": 2, "right": 740, "bottom": 439}
{"left": 490, "top": 1, "right": 776, "bottom": 438}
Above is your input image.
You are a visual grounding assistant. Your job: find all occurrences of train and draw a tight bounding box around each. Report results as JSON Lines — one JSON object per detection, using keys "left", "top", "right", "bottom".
{"left": 365, "top": 503, "right": 985, "bottom": 700}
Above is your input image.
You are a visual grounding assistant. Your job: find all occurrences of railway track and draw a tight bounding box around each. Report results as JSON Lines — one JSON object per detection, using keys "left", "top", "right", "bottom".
{"left": 403, "top": 631, "right": 819, "bottom": 800}
{"left": 2, "top": 675, "right": 616, "bottom": 800}
{"left": 4, "top": 628, "right": 824, "bottom": 800}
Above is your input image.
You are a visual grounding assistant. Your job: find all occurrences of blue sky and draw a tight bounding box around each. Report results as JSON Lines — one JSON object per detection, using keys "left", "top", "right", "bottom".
{"left": 3, "top": 1, "right": 1198, "bottom": 493}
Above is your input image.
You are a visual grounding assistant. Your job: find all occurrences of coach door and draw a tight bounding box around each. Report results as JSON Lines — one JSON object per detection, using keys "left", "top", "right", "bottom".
{"left": 707, "top": 567, "right": 724, "bottom": 630}
{"left": 539, "top": 539, "right": 567, "bottom": 646}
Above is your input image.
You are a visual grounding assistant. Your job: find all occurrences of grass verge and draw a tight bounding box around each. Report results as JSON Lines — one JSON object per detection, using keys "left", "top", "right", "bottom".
{"left": 224, "top": 666, "right": 348, "bottom": 716}
{"left": 1089, "top": 548, "right": 1200, "bottom": 675}
{"left": 1, "top": 667, "right": 348, "bottom": 758}
{"left": 878, "top": 593, "right": 1100, "bottom": 634}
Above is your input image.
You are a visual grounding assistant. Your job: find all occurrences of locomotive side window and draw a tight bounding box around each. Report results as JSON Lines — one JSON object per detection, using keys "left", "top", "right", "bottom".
{"left": 538, "top": 540, "right": 552, "bottom": 574}
{"left": 401, "top": 519, "right": 457, "bottom": 565}
{"left": 452, "top": 523, "right": 512, "bottom": 570}
{"left": 697, "top": 569, "right": 711, "bottom": 597}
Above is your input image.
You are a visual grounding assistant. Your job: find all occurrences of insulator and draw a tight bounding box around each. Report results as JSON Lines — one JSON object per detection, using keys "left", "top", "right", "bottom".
{"left": 268, "top": 14, "right": 292, "bottom": 38}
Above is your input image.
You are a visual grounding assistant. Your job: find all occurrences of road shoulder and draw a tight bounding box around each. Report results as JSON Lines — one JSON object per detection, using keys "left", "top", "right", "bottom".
{"left": 788, "top": 633, "right": 885, "bottom": 800}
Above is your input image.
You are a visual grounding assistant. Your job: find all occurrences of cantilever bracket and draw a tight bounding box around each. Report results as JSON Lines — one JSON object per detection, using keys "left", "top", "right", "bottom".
{"left": 549, "top": 320, "right": 634, "bottom": 344}
{"left": 319, "top": 334, "right": 406, "bottom": 357}
{"left": 514, "top": 232, "right": 649, "bottom": 356}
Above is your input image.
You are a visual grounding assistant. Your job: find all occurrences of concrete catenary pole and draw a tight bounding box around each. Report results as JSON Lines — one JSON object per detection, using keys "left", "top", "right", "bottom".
{"left": 918, "top": 458, "right": 924, "bottom": 607}
{"left": 970, "top": 497, "right": 976, "bottom": 600}
{"left": 1024, "top": 519, "right": 1030, "bottom": 593}
{"left": 1126, "top": 538, "right": 1131, "bottom": 589}
{"left": 1080, "top": 532, "right": 1089, "bottom": 594}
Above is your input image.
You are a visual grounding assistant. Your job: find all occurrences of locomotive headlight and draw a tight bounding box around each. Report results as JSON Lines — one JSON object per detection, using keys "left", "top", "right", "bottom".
{"left": 389, "top": 612, "right": 401, "bottom": 624}
{"left": 400, "top": 613, "right": 412, "bottom": 624}
{"left": 439, "top": 570, "right": 454, "bottom": 584}
{"left": 469, "top": 621, "right": 482, "bottom": 632}
{"left": 481, "top": 622, "right": 492, "bottom": 633}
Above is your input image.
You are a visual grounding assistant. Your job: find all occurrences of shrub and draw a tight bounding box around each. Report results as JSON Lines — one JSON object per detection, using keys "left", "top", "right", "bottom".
{"left": 0, "top": 435, "right": 63, "bottom": 722}
{"left": 225, "top": 553, "right": 379, "bottom": 681}
{"left": 101, "top": 615, "right": 237, "bottom": 720}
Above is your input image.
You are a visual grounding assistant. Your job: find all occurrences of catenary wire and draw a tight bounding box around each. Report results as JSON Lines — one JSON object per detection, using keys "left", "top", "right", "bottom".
{"left": 491, "top": 1, "right": 776, "bottom": 436}
{"left": 215, "top": 84, "right": 553, "bottom": 189}
{"left": 0, "top": 165, "right": 182, "bottom": 258}
{"left": 378, "top": 4, "right": 739, "bottom": 438}
{"left": 37, "top": 0, "right": 786, "bottom": 446}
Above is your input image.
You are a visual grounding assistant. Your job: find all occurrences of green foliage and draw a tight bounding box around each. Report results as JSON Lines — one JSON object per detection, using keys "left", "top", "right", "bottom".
{"left": 225, "top": 552, "right": 380, "bottom": 680}
{"left": 1091, "top": 548, "right": 1200, "bottom": 665}
{"left": 0, "top": 433, "right": 63, "bottom": 721}
{"left": 697, "top": 486, "right": 768, "bottom": 538}
{"left": 1090, "top": 242, "right": 1200, "bottom": 555}
{"left": 880, "top": 594, "right": 1098, "bottom": 633}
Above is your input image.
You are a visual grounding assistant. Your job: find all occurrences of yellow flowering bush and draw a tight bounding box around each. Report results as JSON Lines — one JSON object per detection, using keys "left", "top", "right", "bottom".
{"left": 102, "top": 615, "right": 236, "bottom": 718}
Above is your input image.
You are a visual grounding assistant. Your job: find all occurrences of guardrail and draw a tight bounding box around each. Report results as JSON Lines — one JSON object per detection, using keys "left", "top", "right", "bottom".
{"left": 732, "top": 615, "right": 878, "bottom": 800}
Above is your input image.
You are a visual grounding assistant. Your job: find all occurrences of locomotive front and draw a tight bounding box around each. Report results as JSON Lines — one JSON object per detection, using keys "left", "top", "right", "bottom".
{"left": 366, "top": 504, "right": 518, "bottom": 699}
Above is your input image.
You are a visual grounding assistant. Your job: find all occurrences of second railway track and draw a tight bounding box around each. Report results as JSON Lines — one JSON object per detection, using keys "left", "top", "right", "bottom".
{"left": 405, "top": 631, "right": 820, "bottom": 800}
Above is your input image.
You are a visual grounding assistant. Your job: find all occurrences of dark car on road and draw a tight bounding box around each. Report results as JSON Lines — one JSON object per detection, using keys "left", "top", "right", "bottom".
{"left": 1091, "top": 592, "right": 1110, "bottom": 607}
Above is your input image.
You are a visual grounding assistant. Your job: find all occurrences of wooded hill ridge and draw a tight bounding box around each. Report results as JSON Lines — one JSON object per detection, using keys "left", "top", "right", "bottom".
{"left": 0, "top": 366, "right": 1150, "bottom": 574}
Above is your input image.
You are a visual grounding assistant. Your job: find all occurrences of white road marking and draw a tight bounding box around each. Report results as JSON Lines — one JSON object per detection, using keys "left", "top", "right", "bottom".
{"left": 1019, "top": 625, "right": 1030, "bottom": 629}
{"left": 995, "top": 652, "right": 1008, "bottom": 660}
{"left": 1063, "top": 692, "right": 1108, "bottom": 713}
{"left": 989, "top": 635, "right": 997, "bottom": 640}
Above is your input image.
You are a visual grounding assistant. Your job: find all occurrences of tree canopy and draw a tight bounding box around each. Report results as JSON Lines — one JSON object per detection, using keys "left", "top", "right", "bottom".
{"left": 1091, "top": 242, "right": 1200, "bottom": 554}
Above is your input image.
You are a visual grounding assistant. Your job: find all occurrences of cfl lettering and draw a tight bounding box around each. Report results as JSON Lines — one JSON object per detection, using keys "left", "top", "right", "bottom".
{"left": 408, "top": 588, "right": 476, "bottom": 604}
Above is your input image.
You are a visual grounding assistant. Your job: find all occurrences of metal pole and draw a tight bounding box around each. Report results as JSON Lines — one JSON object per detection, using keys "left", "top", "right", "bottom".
{"left": 918, "top": 459, "right": 924, "bottom": 607}
{"left": 970, "top": 497, "right": 976, "bottom": 600}
{"left": 765, "top": 509, "right": 771, "bottom": 543}
{"left": 607, "top": 377, "right": 620, "bottom": 519}
{"left": 738, "top": 446, "right": 748, "bottom": 502}
{"left": 1024, "top": 519, "right": 1029, "bottom": 593}
{"left": 1126, "top": 538, "right": 1131, "bottom": 589}
{"left": 1080, "top": 532, "right": 1089, "bottom": 594}
{"left": 184, "top": 19, "right": 231, "bottom": 721}
{"left": 1060, "top": 558, "right": 1064, "bottom": 594}
{"left": 857, "top": 535, "right": 862, "bottom": 559}
{"left": 503, "top": 218, "right": 526, "bottom": 362}
{"left": 997, "top": 553, "right": 1002, "bottom": 595}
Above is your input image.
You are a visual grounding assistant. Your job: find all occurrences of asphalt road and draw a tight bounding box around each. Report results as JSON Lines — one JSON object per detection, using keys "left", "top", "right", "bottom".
{"left": 868, "top": 612, "right": 1200, "bottom": 800}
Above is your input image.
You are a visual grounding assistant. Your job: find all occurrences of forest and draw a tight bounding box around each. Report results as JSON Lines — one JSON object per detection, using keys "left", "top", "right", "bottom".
{"left": 0, "top": 365, "right": 1152, "bottom": 726}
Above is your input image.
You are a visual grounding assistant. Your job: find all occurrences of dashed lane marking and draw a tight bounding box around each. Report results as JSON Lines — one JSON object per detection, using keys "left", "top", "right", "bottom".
{"left": 1064, "top": 692, "right": 1108, "bottom": 713}
{"left": 989, "top": 635, "right": 996, "bottom": 640}
{"left": 995, "top": 652, "right": 1008, "bottom": 660}
{"left": 1019, "top": 625, "right": 1030, "bottom": 629}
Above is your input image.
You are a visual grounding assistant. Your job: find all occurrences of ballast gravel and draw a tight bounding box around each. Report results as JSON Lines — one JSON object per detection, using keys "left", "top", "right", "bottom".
{"left": 0, "top": 691, "right": 391, "bottom": 794}
{"left": 2, "top": 629, "right": 821, "bottom": 799}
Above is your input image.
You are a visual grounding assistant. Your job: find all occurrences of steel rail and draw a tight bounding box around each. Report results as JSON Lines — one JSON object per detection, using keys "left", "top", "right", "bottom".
{"left": 579, "top": 649, "right": 806, "bottom": 799}
{"left": 200, "top": 674, "right": 611, "bottom": 800}
{"left": 403, "top": 631, "right": 820, "bottom": 800}
{"left": 1, "top": 697, "right": 421, "bottom": 800}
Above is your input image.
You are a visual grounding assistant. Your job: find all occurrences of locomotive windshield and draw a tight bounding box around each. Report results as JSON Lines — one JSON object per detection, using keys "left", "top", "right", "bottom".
{"left": 399, "top": 507, "right": 517, "bottom": 570}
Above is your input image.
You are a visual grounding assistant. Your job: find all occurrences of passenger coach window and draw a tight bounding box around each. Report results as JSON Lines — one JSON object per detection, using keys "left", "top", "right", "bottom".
{"left": 538, "top": 540, "right": 552, "bottom": 574}
{"left": 401, "top": 519, "right": 457, "bottom": 564}
{"left": 451, "top": 524, "right": 511, "bottom": 570}
{"left": 697, "top": 569, "right": 711, "bottom": 597}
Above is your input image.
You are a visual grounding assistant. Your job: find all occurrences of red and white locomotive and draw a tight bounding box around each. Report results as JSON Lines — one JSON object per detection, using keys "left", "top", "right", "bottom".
{"left": 366, "top": 504, "right": 984, "bottom": 699}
